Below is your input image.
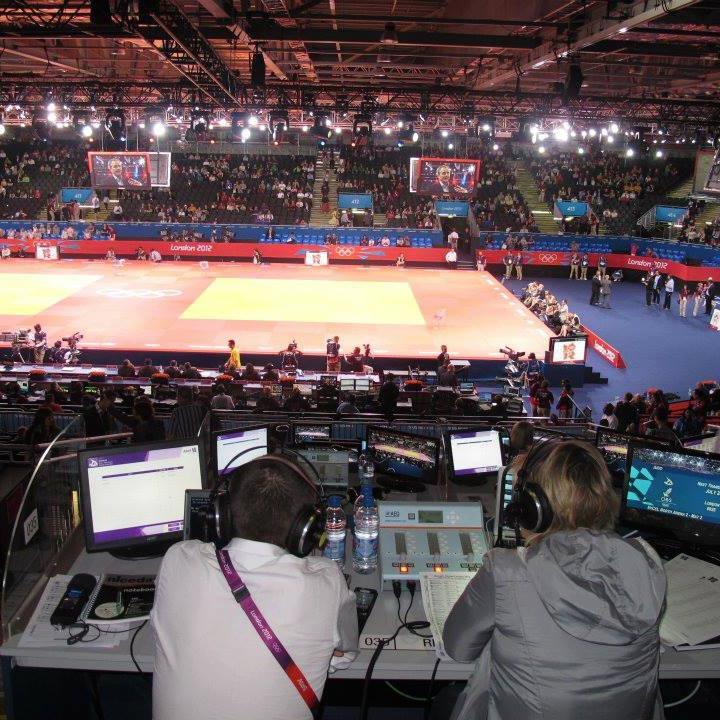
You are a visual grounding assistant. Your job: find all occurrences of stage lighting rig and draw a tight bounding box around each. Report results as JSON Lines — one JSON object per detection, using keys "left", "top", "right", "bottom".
{"left": 190, "top": 110, "right": 209, "bottom": 134}
{"left": 311, "top": 116, "right": 333, "bottom": 141}
{"left": 105, "top": 108, "right": 126, "bottom": 141}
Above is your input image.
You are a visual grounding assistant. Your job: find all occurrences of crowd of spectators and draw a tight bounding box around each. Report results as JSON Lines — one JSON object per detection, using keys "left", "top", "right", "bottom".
{"left": 528, "top": 149, "right": 692, "bottom": 235}
{"left": 519, "top": 281, "right": 582, "bottom": 337}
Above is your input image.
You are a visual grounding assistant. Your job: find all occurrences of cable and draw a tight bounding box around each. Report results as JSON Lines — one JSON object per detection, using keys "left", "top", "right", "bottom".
{"left": 130, "top": 619, "right": 149, "bottom": 677}
{"left": 359, "top": 623, "right": 403, "bottom": 720}
{"left": 384, "top": 681, "right": 433, "bottom": 702}
{"left": 663, "top": 680, "right": 701, "bottom": 709}
{"left": 425, "top": 657, "right": 442, "bottom": 720}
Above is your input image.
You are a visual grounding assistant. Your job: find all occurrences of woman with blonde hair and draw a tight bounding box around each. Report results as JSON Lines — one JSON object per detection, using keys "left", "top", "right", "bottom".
{"left": 442, "top": 440, "right": 666, "bottom": 720}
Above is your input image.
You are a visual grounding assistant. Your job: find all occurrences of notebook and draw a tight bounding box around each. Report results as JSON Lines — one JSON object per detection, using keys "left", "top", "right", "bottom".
{"left": 81, "top": 574, "right": 156, "bottom": 624}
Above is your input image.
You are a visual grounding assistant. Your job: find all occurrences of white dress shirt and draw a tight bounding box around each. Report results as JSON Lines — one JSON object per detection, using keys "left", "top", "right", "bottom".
{"left": 152, "top": 538, "right": 358, "bottom": 720}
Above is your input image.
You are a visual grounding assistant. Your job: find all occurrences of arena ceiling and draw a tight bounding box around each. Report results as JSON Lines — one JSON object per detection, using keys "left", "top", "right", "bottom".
{"left": 1, "top": 0, "right": 720, "bottom": 128}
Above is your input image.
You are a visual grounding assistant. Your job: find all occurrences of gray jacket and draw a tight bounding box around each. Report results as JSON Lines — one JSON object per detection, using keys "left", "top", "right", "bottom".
{"left": 443, "top": 530, "right": 666, "bottom": 720}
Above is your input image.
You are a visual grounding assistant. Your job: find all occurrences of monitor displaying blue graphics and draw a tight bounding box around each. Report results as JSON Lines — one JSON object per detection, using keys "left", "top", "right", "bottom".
{"left": 623, "top": 444, "right": 720, "bottom": 544}
{"left": 79, "top": 440, "right": 205, "bottom": 553}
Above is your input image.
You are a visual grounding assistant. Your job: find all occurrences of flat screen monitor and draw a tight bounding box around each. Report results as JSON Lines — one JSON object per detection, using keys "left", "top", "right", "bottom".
{"left": 622, "top": 443, "right": 720, "bottom": 546}
{"left": 366, "top": 425, "right": 440, "bottom": 489}
{"left": 596, "top": 428, "right": 671, "bottom": 468}
{"left": 549, "top": 335, "right": 588, "bottom": 364}
{"left": 295, "top": 447, "right": 351, "bottom": 487}
{"left": 448, "top": 429, "right": 504, "bottom": 479}
{"left": 416, "top": 158, "right": 480, "bottom": 197}
{"left": 79, "top": 440, "right": 205, "bottom": 554}
{"left": 355, "top": 378, "right": 371, "bottom": 392}
{"left": 340, "top": 379, "right": 355, "bottom": 392}
{"left": 293, "top": 423, "right": 332, "bottom": 445}
{"left": 87, "top": 151, "right": 152, "bottom": 190}
{"left": 214, "top": 425, "right": 268, "bottom": 477}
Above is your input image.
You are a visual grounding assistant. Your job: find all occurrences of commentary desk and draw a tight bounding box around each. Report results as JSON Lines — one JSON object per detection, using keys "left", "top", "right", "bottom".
{"left": 2, "top": 532, "right": 720, "bottom": 720}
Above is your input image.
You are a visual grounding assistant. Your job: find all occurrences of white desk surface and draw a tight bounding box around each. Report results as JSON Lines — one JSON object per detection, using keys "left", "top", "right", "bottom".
{"left": 2, "top": 542, "right": 720, "bottom": 681}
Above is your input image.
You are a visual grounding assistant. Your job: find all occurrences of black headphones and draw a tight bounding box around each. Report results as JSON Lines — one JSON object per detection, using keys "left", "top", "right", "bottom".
{"left": 504, "top": 440, "right": 561, "bottom": 534}
{"left": 207, "top": 446, "right": 326, "bottom": 557}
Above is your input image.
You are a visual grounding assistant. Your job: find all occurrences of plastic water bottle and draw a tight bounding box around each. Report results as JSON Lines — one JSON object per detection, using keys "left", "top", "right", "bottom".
{"left": 358, "top": 453, "right": 375, "bottom": 484}
{"left": 353, "top": 492, "right": 379, "bottom": 574}
{"left": 323, "top": 496, "right": 346, "bottom": 566}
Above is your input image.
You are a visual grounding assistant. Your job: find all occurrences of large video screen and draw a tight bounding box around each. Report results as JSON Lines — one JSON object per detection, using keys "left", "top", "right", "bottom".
{"left": 149, "top": 152, "right": 172, "bottom": 187}
{"left": 703, "top": 149, "right": 720, "bottom": 195}
{"left": 88, "top": 151, "right": 152, "bottom": 190}
{"left": 417, "top": 158, "right": 480, "bottom": 197}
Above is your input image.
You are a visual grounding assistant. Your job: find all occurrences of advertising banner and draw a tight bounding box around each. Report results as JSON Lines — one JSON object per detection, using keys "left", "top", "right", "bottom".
{"left": 580, "top": 324, "right": 627, "bottom": 369}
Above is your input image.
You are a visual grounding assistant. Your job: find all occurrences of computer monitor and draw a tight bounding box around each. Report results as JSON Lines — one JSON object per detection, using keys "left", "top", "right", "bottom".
{"left": 548, "top": 335, "right": 588, "bottom": 364}
{"left": 459, "top": 382, "right": 475, "bottom": 394}
{"left": 595, "top": 429, "right": 671, "bottom": 477}
{"left": 78, "top": 440, "right": 205, "bottom": 556}
{"left": 295, "top": 447, "right": 351, "bottom": 488}
{"left": 622, "top": 442, "right": 720, "bottom": 547}
{"left": 448, "top": 429, "right": 504, "bottom": 482}
{"left": 293, "top": 423, "right": 332, "bottom": 445}
{"left": 355, "top": 378, "right": 371, "bottom": 392}
{"left": 214, "top": 425, "right": 268, "bottom": 477}
{"left": 366, "top": 425, "right": 440, "bottom": 492}
{"left": 340, "top": 379, "right": 355, "bottom": 392}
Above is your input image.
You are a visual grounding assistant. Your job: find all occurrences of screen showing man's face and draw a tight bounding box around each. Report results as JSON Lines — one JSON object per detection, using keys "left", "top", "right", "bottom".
{"left": 437, "top": 167, "right": 451, "bottom": 184}
{"left": 563, "top": 343, "right": 576, "bottom": 361}
{"left": 109, "top": 159, "right": 123, "bottom": 178}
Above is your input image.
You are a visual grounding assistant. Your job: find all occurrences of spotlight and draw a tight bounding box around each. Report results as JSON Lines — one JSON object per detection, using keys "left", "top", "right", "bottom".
{"left": 353, "top": 113, "right": 373, "bottom": 137}
{"left": 152, "top": 121, "right": 166, "bottom": 137}
{"left": 492, "top": 143, "right": 499, "bottom": 150}
{"left": 441, "top": 129, "right": 449, "bottom": 138}
{"left": 609, "top": 122, "right": 619, "bottom": 134}
{"left": 578, "top": 147, "right": 585, "bottom": 154}
{"left": 311, "top": 117, "right": 333, "bottom": 140}
{"left": 104, "top": 108, "right": 125, "bottom": 141}
{"left": 607, "top": 135, "right": 614, "bottom": 144}
{"left": 269, "top": 111, "right": 288, "bottom": 144}
{"left": 655, "top": 149, "right": 664, "bottom": 158}
{"left": 0, "top": 124, "right": 5, "bottom": 136}
{"left": 625, "top": 148, "right": 634, "bottom": 157}
{"left": 588, "top": 128, "right": 597, "bottom": 137}
{"left": 248, "top": 114, "right": 259, "bottom": 127}
{"left": 240, "top": 127, "right": 251, "bottom": 142}
{"left": 81, "top": 125, "right": 92, "bottom": 138}
{"left": 302, "top": 125, "right": 309, "bottom": 132}
{"left": 538, "top": 145, "right": 546, "bottom": 154}
{"left": 190, "top": 111, "right": 209, "bottom": 134}
{"left": 448, "top": 143, "right": 454, "bottom": 150}
{"left": 383, "top": 127, "right": 392, "bottom": 136}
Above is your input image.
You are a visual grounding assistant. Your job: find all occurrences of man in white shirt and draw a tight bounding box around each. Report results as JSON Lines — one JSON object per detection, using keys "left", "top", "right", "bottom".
{"left": 445, "top": 247, "right": 457, "bottom": 269}
{"left": 663, "top": 275, "right": 675, "bottom": 311}
{"left": 152, "top": 460, "right": 358, "bottom": 720}
{"left": 447, "top": 229, "right": 459, "bottom": 249}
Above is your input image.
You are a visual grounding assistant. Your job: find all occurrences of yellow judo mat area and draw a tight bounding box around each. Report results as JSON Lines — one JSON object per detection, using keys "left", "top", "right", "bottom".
{"left": 180, "top": 277, "right": 427, "bottom": 325}
{"left": 0, "top": 273, "right": 103, "bottom": 315}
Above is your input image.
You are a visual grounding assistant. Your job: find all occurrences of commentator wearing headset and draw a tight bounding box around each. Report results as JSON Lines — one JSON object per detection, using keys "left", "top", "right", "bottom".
{"left": 152, "top": 457, "right": 358, "bottom": 720}
{"left": 442, "top": 440, "right": 667, "bottom": 720}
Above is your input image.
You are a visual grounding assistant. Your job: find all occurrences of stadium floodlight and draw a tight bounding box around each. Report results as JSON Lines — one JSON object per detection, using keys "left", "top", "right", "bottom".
{"left": 655, "top": 149, "right": 664, "bottom": 158}
{"left": 240, "top": 127, "right": 251, "bottom": 142}
{"left": 81, "top": 125, "right": 93, "bottom": 138}
{"left": 538, "top": 145, "right": 546, "bottom": 154}
{"left": 609, "top": 122, "right": 619, "bottom": 134}
{"left": 152, "top": 121, "right": 166, "bottom": 137}
{"left": 606, "top": 135, "right": 614, "bottom": 144}
{"left": 269, "top": 111, "right": 288, "bottom": 144}
{"left": 447, "top": 143, "right": 454, "bottom": 150}
{"left": 248, "top": 114, "right": 259, "bottom": 127}
{"left": 625, "top": 148, "right": 634, "bottom": 157}
{"left": 441, "top": 129, "right": 449, "bottom": 138}
{"left": 383, "top": 127, "right": 392, "bottom": 135}
{"left": 104, "top": 108, "right": 125, "bottom": 141}
{"left": 588, "top": 128, "right": 597, "bottom": 137}
{"left": 492, "top": 143, "right": 499, "bottom": 151}
{"left": 0, "top": 124, "right": 5, "bottom": 136}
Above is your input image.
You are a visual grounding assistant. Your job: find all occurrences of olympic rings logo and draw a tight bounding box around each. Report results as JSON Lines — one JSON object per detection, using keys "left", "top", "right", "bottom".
{"left": 538, "top": 254, "right": 558, "bottom": 263}
{"left": 336, "top": 247, "right": 355, "bottom": 257}
{"left": 96, "top": 289, "right": 183, "bottom": 299}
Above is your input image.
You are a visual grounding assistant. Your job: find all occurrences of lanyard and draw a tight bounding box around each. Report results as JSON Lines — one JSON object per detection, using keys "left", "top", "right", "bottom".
{"left": 215, "top": 548, "right": 320, "bottom": 714}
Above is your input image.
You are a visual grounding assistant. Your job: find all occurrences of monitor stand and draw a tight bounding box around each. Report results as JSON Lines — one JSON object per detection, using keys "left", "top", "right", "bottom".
{"left": 376, "top": 475, "right": 426, "bottom": 494}
{"left": 110, "top": 540, "right": 175, "bottom": 560}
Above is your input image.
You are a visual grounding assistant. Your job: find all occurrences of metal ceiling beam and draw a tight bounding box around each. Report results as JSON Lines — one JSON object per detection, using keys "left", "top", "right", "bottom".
{"left": 244, "top": 25, "right": 541, "bottom": 50}
{"left": 286, "top": 13, "right": 565, "bottom": 28}
{"left": 261, "top": 0, "right": 318, "bottom": 81}
{"left": 586, "top": 40, "right": 717, "bottom": 59}
{"left": 0, "top": 45, "right": 101, "bottom": 77}
{"left": 0, "top": 79, "right": 717, "bottom": 126}
{"left": 133, "top": 0, "right": 242, "bottom": 105}
{"left": 474, "top": 0, "right": 702, "bottom": 90}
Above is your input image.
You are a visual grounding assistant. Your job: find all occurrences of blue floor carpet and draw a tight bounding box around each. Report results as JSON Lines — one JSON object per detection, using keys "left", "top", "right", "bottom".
{"left": 500, "top": 276, "right": 718, "bottom": 417}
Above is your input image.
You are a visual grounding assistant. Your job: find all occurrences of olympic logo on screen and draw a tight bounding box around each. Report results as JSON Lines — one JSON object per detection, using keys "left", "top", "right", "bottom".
{"left": 537, "top": 254, "right": 558, "bottom": 264}
{"left": 336, "top": 247, "right": 355, "bottom": 257}
{"left": 96, "top": 289, "right": 183, "bottom": 299}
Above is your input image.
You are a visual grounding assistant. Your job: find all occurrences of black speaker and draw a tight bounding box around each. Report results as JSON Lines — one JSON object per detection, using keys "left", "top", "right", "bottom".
{"left": 251, "top": 50, "right": 266, "bottom": 87}
{"left": 563, "top": 64, "right": 584, "bottom": 101}
{"left": 90, "top": 0, "right": 112, "bottom": 25}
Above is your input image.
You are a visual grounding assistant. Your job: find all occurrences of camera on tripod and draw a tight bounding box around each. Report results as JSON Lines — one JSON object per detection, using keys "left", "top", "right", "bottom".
{"left": 499, "top": 346, "right": 525, "bottom": 363}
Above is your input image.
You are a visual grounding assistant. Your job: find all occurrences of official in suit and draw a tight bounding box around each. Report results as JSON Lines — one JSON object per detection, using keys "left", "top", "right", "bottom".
{"left": 589, "top": 272, "right": 602, "bottom": 306}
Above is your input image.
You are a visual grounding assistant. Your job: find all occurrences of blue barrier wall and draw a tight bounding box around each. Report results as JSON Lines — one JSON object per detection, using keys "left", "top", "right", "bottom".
{"left": 0, "top": 221, "right": 443, "bottom": 248}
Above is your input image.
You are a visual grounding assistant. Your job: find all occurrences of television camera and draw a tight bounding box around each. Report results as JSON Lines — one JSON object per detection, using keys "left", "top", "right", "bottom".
{"left": 61, "top": 332, "right": 83, "bottom": 365}
{"left": 1, "top": 330, "right": 32, "bottom": 363}
{"left": 498, "top": 346, "right": 526, "bottom": 389}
